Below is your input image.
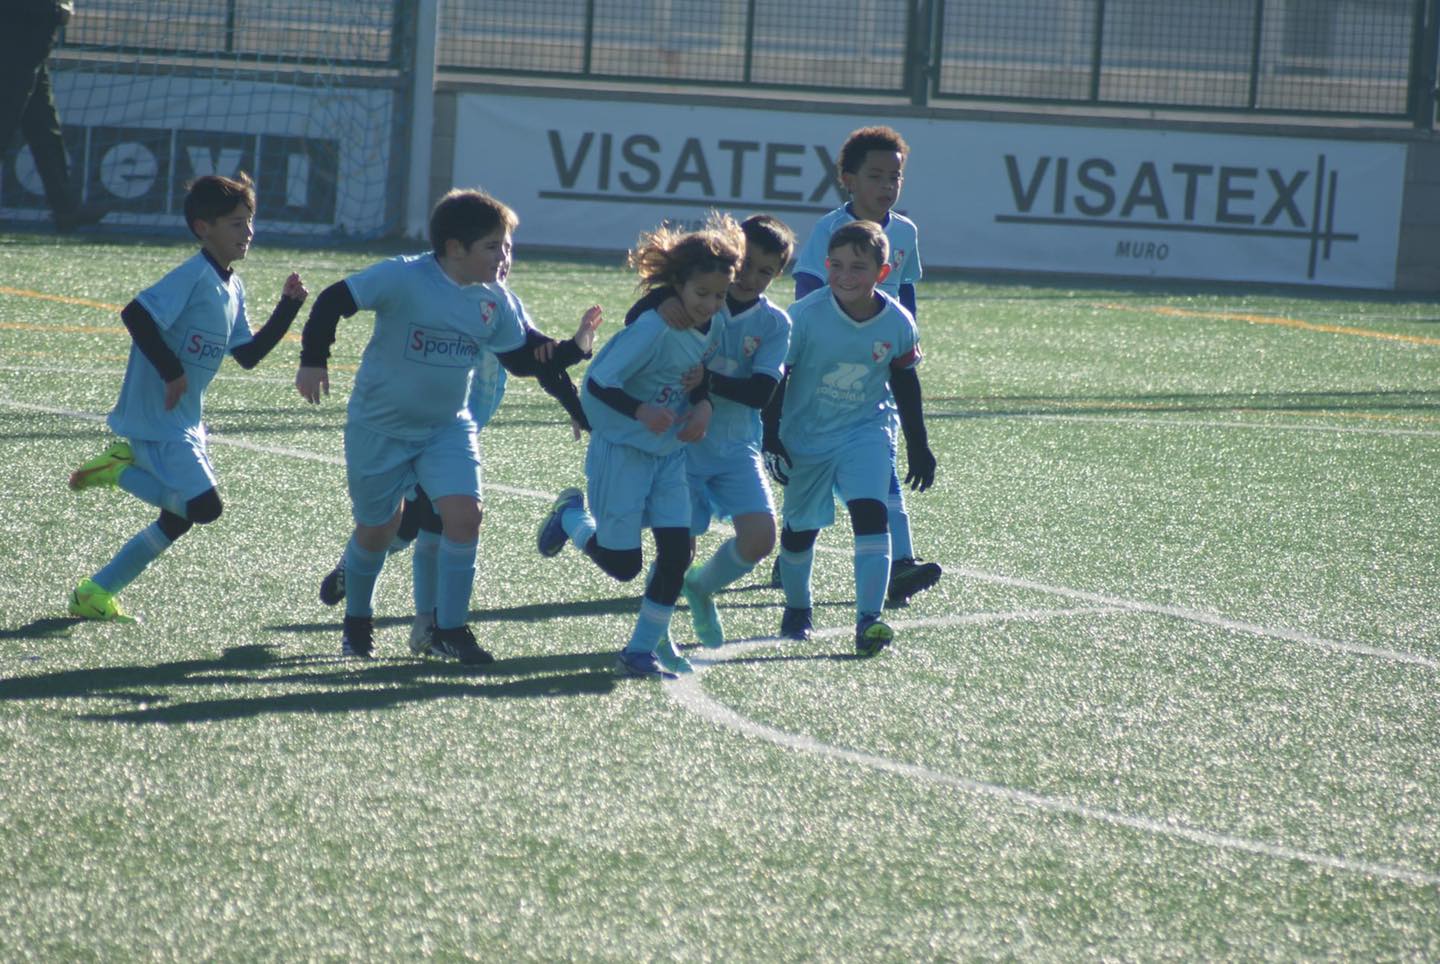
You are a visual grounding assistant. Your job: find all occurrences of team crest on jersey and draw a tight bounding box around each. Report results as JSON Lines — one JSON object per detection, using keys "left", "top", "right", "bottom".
{"left": 871, "top": 341, "right": 892, "bottom": 363}
{"left": 479, "top": 301, "right": 496, "bottom": 325}
{"left": 891, "top": 250, "right": 905, "bottom": 267}
{"left": 742, "top": 335, "right": 761, "bottom": 357}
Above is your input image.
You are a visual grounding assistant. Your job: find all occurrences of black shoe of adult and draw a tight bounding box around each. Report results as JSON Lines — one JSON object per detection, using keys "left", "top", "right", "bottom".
{"left": 55, "top": 204, "right": 109, "bottom": 234}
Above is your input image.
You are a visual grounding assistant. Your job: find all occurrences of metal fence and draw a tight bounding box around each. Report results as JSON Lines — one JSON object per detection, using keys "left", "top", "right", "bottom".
{"left": 434, "top": 0, "right": 1440, "bottom": 126}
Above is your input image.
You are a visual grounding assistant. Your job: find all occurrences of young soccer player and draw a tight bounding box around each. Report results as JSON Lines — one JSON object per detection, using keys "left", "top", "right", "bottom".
{"left": 763, "top": 220, "right": 936, "bottom": 655}
{"left": 296, "top": 188, "right": 596, "bottom": 664}
{"left": 620, "top": 215, "right": 796, "bottom": 671}
{"left": 785, "top": 125, "right": 940, "bottom": 605}
{"left": 312, "top": 253, "right": 602, "bottom": 661}
{"left": 536, "top": 214, "right": 742, "bottom": 679}
{"left": 66, "top": 173, "right": 307, "bottom": 622}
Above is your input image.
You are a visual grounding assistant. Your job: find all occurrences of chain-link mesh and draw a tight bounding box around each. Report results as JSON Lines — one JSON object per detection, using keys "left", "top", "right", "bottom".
{"left": 935, "top": 0, "right": 1417, "bottom": 117}
{"left": 6, "top": 0, "right": 405, "bottom": 237}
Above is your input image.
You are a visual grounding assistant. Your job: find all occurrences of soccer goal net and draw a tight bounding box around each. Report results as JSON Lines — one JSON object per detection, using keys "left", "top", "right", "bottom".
{"left": 2, "top": 0, "right": 414, "bottom": 238}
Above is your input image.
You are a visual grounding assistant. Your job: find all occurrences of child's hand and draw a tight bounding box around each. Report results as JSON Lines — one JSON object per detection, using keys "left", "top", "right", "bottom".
{"left": 296, "top": 365, "right": 329, "bottom": 404}
{"left": 636, "top": 403, "right": 675, "bottom": 435}
{"left": 570, "top": 416, "right": 585, "bottom": 441}
{"left": 163, "top": 374, "right": 188, "bottom": 411}
{"left": 573, "top": 305, "right": 603, "bottom": 354}
{"left": 657, "top": 297, "right": 688, "bottom": 329}
{"left": 677, "top": 399, "right": 711, "bottom": 443}
{"left": 679, "top": 364, "right": 704, "bottom": 392}
{"left": 283, "top": 273, "right": 308, "bottom": 303}
{"left": 532, "top": 338, "right": 559, "bottom": 364}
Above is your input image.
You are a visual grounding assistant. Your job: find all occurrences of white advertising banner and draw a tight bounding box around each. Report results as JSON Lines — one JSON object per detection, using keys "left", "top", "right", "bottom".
{"left": 454, "top": 92, "right": 1405, "bottom": 290}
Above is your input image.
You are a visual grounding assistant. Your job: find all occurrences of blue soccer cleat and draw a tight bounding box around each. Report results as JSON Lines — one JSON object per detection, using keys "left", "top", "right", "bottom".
{"left": 537, "top": 487, "right": 584, "bottom": 557}
{"left": 615, "top": 649, "right": 677, "bottom": 680}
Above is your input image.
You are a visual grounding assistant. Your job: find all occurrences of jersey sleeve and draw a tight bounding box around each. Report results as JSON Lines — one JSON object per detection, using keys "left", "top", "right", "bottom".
{"left": 750, "top": 308, "right": 791, "bottom": 380}
{"left": 892, "top": 312, "right": 921, "bottom": 369}
{"left": 134, "top": 260, "right": 204, "bottom": 331}
{"left": 897, "top": 221, "right": 923, "bottom": 287}
{"left": 486, "top": 288, "right": 528, "bottom": 355}
{"left": 588, "top": 313, "right": 662, "bottom": 389}
{"left": 791, "top": 217, "right": 834, "bottom": 287}
{"left": 343, "top": 257, "right": 403, "bottom": 313}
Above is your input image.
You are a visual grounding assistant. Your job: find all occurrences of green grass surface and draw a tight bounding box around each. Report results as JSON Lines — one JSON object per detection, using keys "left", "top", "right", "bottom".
{"left": 1, "top": 229, "right": 1437, "bottom": 959}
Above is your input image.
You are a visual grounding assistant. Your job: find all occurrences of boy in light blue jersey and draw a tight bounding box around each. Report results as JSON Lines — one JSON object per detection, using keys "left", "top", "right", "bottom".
{"left": 312, "top": 252, "right": 603, "bottom": 655}
{"left": 297, "top": 189, "right": 596, "bottom": 664}
{"left": 786, "top": 125, "right": 940, "bottom": 606}
{"left": 537, "top": 214, "right": 743, "bottom": 679}
{"left": 66, "top": 173, "right": 307, "bottom": 623}
{"left": 763, "top": 221, "right": 937, "bottom": 656}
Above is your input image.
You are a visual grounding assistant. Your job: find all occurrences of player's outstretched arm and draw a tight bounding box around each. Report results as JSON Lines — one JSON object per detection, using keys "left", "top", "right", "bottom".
{"left": 233, "top": 273, "right": 308, "bottom": 370}
{"left": 294, "top": 280, "right": 358, "bottom": 403}
{"left": 890, "top": 364, "right": 935, "bottom": 492}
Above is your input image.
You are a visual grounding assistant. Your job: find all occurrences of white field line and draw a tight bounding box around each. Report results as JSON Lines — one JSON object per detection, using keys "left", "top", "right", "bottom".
{"left": 666, "top": 609, "right": 1440, "bottom": 889}
{"left": 6, "top": 397, "right": 1434, "bottom": 668}
{"left": 1005, "top": 412, "right": 1440, "bottom": 439}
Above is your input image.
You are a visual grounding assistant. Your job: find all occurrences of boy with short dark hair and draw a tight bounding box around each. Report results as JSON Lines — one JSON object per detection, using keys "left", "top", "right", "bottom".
{"left": 297, "top": 188, "right": 595, "bottom": 664}
{"left": 764, "top": 220, "right": 936, "bottom": 655}
{"left": 66, "top": 172, "right": 307, "bottom": 622}
{"left": 786, "top": 125, "right": 940, "bottom": 605}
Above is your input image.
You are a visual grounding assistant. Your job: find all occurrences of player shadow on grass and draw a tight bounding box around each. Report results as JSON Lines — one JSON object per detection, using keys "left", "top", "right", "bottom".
{"left": 0, "top": 642, "right": 621, "bottom": 725}
{"left": 268, "top": 594, "right": 644, "bottom": 635}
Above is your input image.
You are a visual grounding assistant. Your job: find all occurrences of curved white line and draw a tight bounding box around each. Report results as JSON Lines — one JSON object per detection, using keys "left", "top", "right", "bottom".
{"left": 666, "top": 611, "right": 1440, "bottom": 888}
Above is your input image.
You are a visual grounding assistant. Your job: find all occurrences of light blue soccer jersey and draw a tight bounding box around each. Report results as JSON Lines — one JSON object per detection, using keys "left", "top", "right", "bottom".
{"left": 779, "top": 287, "right": 919, "bottom": 460}
{"left": 691, "top": 294, "right": 791, "bottom": 457}
{"left": 344, "top": 254, "right": 526, "bottom": 441}
{"left": 108, "top": 251, "right": 253, "bottom": 443}
{"left": 581, "top": 309, "right": 721, "bottom": 456}
{"left": 467, "top": 284, "right": 539, "bottom": 428}
{"left": 792, "top": 203, "right": 922, "bottom": 298}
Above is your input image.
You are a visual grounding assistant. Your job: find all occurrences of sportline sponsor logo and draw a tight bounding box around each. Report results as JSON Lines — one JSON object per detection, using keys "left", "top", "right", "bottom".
{"left": 405, "top": 326, "right": 479, "bottom": 368}
{"left": 996, "top": 153, "right": 1355, "bottom": 279}
{"left": 183, "top": 330, "right": 228, "bottom": 372}
{"left": 540, "top": 131, "right": 847, "bottom": 214}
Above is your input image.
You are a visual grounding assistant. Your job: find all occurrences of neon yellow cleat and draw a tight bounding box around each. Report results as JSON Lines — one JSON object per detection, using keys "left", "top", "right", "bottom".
{"left": 68, "top": 441, "right": 134, "bottom": 491}
{"left": 67, "top": 578, "right": 138, "bottom": 623}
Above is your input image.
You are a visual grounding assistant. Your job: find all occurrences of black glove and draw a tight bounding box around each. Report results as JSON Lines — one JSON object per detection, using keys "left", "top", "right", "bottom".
{"left": 904, "top": 439, "right": 936, "bottom": 492}
{"left": 762, "top": 435, "right": 791, "bottom": 486}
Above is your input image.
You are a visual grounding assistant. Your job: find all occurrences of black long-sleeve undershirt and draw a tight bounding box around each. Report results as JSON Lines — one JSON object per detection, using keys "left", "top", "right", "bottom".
{"left": 889, "top": 363, "right": 927, "bottom": 447}
{"left": 300, "top": 280, "right": 591, "bottom": 429}
{"left": 710, "top": 371, "right": 778, "bottom": 410}
{"left": 121, "top": 294, "right": 302, "bottom": 379}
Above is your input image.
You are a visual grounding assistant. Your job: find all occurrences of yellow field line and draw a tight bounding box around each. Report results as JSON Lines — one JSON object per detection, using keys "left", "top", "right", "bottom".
{"left": 0, "top": 285, "right": 300, "bottom": 341}
{"left": 0, "top": 284, "right": 121, "bottom": 312}
{"left": 1096, "top": 302, "right": 1440, "bottom": 347}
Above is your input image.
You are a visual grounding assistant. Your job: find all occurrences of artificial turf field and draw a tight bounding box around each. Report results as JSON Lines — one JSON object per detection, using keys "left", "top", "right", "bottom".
{"left": 0, "top": 229, "right": 1436, "bottom": 959}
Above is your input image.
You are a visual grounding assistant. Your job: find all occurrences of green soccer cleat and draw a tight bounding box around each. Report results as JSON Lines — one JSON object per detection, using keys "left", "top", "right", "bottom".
{"left": 681, "top": 566, "right": 725, "bottom": 649}
{"left": 68, "top": 441, "right": 134, "bottom": 491}
{"left": 654, "top": 635, "right": 694, "bottom": 675}
{"left": 855, "top": 614, "right": 893, "bottom": 657}
{"left": 67, "top": 578, "right": 137, "bottom": 623}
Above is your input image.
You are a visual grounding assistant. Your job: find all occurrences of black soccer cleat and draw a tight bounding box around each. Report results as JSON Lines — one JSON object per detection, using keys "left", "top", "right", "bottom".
{"left": 779, "top": 606, "right": 813, "bottom": 641}
{"left": 431, "top": 625, "right": 494, "bottom": 666}
{"left": 341, "top": 615, "right": 374, "bottom": 659}
{"left": 319, "top": 561, "right": 346, "bottom": 606}
{"left": 887, "top": 557, "right": 942, "bottom": 606}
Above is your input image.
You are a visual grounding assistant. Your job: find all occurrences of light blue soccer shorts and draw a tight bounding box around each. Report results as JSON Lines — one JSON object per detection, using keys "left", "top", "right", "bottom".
{"left": 686, "top": 444, "right": 774, "bottom": 537}
{"left": 345, "top": 419, "right": 481, "bottom": 527}
{"left": 129, "top": 434, "right": 219, "bottom": 502}
{"left": 781, "top": 425, "right": 893, "bottom": 532}
{"left": 585, "top": 434, "right": 691, "bottom": 550}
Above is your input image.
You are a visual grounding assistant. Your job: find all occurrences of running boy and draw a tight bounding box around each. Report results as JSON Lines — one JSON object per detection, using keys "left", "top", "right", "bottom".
{"left": 296, "top": 188, "right": 596, "bottom": 664}
{"left": 536, "top": 214, "right": 742, "bottom": 679}
{"left": 313, "top": 254, "right": 602, "bottom": 661}
{"left": 764, "top": 220, "right": 936, "bottom": 655}
{"left": 66, "top": 172, "right": 307, "bottom": 622}
{"left": 786, "top": 125, "right": 940, "bottom": 605}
